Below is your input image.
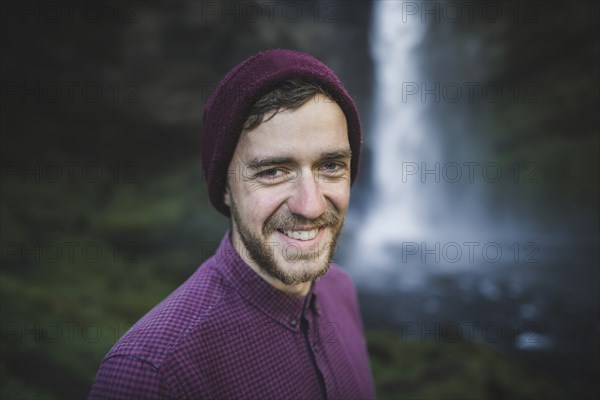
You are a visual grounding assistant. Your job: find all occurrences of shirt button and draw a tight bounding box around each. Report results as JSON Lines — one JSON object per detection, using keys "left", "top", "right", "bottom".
{"left": 314, "top": 344, "right": 320, "bottom": 353}
{"left": 289, "top": 319, "right": 298, "bottom": 326}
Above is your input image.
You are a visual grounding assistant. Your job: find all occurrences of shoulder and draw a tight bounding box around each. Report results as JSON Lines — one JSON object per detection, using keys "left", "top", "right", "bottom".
{"left": 90, "top": 255, "right": 233, "bottom": 398}
{"left": 88, "top": 354, "right": 174, "bottom": 399}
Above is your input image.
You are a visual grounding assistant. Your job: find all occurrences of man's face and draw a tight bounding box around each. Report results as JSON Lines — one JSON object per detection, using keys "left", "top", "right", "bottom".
{"left": 225, "top": 93, "right": 351, "bottom": 286}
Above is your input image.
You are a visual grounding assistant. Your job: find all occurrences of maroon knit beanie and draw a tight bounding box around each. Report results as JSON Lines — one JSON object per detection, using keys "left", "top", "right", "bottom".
{"left": 201, "top": 49, "right": 362, "bottom": 217}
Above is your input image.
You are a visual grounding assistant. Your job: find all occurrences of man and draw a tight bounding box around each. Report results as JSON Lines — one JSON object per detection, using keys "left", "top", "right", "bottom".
{"left": 88, "top": 49, "right": 375, "bottom": 399}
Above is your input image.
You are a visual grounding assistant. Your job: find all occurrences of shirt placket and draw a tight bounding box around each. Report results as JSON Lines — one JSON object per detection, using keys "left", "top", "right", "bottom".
{"left": 303, "top": 296, "right": 340, "bottom": 399}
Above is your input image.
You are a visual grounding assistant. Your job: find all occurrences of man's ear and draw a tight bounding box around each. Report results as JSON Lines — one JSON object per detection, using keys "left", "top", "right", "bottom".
{"left": 224, "top": 185, "right": 231, "bottom": 207}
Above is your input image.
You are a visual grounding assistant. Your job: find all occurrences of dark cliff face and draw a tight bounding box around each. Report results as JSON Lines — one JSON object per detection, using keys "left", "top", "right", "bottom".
{"left": 1, "top": 1, "right": 375, "bottom": 167}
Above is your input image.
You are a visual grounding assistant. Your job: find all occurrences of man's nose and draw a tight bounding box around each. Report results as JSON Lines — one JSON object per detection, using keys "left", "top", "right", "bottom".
{"left": 286, "top": 169, "right": 328, "bottom": 220}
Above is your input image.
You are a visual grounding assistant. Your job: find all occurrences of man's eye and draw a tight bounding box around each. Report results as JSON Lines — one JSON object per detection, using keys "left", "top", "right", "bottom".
{"left": 256, "top": 168, "right": 287, "bottom": 182}
{"left": 321, "top": 162, "right": 345, "bottom": 174}
{"left": 322, "top": 163, "right": 340, "bottom": 171}
{"left": 260, "top": 168, "right": 279, "bottom": 177}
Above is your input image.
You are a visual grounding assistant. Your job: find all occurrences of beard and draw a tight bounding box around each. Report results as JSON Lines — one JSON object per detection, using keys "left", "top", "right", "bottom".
{"left": 229, "top": 196, "right": 344, "bottom": 286}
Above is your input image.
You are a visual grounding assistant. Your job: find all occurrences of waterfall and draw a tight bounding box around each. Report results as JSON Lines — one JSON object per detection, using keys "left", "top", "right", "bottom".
{"left": 357, "top": 1, "right": 444, "bottom": 268}
{"left": 345, "top": 1, "right": 539, "bottom": 288}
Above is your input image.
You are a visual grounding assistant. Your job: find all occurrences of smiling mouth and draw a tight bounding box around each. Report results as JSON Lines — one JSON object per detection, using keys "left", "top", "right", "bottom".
{"left": 276, "top": 228, "right": 320, "bottom": 241}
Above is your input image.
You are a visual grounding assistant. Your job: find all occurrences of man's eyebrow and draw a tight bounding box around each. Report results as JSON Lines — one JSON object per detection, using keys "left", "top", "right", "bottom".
{"left": 246, "top": 157, "right": 293, "bottom": 170}
{"left": 320, "top": 148, "right": 352, "bottom": 160}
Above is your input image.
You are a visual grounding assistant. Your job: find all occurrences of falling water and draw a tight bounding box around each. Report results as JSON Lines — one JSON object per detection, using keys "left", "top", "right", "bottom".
{"left": 345, "top": 0, "right": 564, "bottom": 284}
{"left": 357, "top": 1, "right": 446, "bottom": 268}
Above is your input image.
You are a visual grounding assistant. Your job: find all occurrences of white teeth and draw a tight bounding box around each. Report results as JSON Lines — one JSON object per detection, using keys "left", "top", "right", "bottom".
{"left": 283, "top": 228, "right": 318, "bottom": 241}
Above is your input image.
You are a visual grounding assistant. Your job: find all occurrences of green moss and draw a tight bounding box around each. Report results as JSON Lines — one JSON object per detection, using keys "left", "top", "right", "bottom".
{"left": 367, "top": 330, "right": 569, "bottom": 400}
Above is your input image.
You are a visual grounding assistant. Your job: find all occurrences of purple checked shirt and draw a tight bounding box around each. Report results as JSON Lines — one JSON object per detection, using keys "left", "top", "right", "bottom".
{"left": 88, "top": 232, "right": 375, "bottom": 399}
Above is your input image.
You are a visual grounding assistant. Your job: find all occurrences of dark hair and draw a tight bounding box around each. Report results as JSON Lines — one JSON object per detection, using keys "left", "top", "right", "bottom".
{"left": 243, "top": 78, "right": 331, "bottom": 132}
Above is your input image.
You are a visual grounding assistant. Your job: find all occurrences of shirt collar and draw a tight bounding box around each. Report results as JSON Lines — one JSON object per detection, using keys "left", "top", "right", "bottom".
{"left": 214, "top": 232, "right": 316, "bottom": 331}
